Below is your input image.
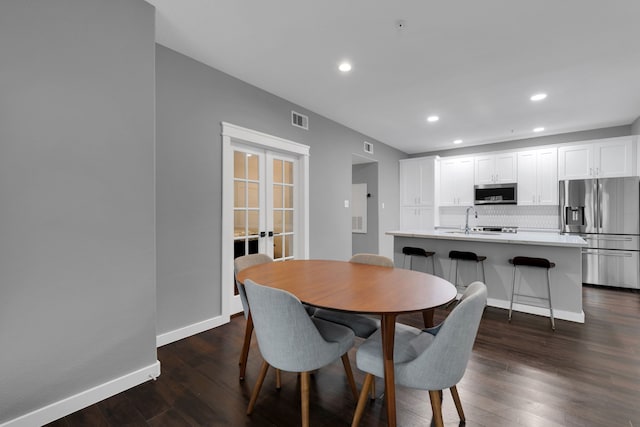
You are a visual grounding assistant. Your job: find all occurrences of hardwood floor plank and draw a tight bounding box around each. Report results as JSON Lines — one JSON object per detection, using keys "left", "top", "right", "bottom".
{"left": 43, "top": 285, "right": 640, "bottom": 426}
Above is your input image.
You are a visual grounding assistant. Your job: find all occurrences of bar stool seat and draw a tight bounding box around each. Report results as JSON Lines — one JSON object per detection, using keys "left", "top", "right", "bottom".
{"left": 448, "top": 250, "right": 486, "bottom": 292}
{"left": 402, "top": 246, "right": 436, "bottom": 274}
{"left": 508, "top": 256, "right": 556, "bottom": 330}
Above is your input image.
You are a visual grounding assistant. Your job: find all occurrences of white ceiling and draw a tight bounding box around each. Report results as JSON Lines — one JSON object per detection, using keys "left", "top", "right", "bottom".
{"left": 148, "top": 0, "right": 640, "bottom": 154}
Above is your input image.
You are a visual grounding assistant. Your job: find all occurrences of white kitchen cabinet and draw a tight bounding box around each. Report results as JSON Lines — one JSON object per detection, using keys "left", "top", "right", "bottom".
{"left": 400, "top": 206, "right": 434, "bottom": 230}
{"left": 558, "top": 137, "right": 634, "bottom": 180}
{"left": 399, "top": 156, "right": 438, "bottom": 229}
{"left": 517, "top": 147, "right": 558, "bottom": 205}
{"left": 440, "top": 156, "right": 474, "bottom": 206}
{"left": 400, "top": 157, "right": 435, "bottom": 206}
{"left": 475, "top": 152, "right": 517, "bottom": 185}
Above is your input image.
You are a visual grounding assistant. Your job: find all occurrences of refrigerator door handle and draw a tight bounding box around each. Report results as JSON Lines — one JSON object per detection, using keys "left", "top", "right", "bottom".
{"left": 583, "top": 249, "right": 634, "bottom": 257}
{"left": 580, "top": 235, "right": 633, "bottom": 242}
{"left": 598, "top": 180, "right": 602, "bottom": 231}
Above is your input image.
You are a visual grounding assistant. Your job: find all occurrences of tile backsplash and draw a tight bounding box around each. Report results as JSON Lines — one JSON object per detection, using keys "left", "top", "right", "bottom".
{"left": 439, "top": 205, "right": 560, "bottom": 230}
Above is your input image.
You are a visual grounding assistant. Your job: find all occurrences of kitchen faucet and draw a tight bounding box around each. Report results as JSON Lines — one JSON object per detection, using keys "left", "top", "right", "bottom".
{"left": 465, "top": 206, "right": 477, "bottom": 234}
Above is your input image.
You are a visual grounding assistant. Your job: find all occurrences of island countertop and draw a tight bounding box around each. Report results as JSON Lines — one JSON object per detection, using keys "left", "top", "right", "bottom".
{"left": 386, "top": 229, "right": 587, "bottom": 248}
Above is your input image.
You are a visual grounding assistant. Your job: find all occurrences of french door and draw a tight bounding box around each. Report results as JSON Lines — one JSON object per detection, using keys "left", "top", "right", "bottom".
{"left": 233, "top": 144, "right": 297, "bottom": 262}
{"left": 222, "top": 122, "right": 309, "bottom": 318}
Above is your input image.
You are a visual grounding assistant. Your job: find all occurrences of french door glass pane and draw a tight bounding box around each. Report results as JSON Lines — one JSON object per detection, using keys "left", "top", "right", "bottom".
{"left": 273, "top": 235, "right": 283, "bottom": 259}
{"left": 247, "top": 155, "right": 259, "bottom": 180}
{"left": 234, "top": 211, "right": 246, "bottom": 237}
{"left": 234, "top": 152, "right": 246, "bottom": 179}
{"left": 273, "top": 185, "right": 283, "bottom": 209}
{"left": 247, "top": 182, "right": 259, "bottom": 208}
{"left": 273, "top": 159, "right": 283, "bottom": 183}
{"left": 285, "top": 235, "right": 293, "bottom": 257}
{"left": 284, "top": 161, "right": 293, "bottom": 184}
{"left": 273, "top": 211, "right": 283, "bottom": 234}
{"left": 285, "top": 210, "right": 293, "bottom": 233}
{"left": 284, "top": 186, "right": 293, "bottom": 209}
{"left": 248, "top": 210, "right": 259, "bottom": 236}
{"left": 234, "top": 182, "right": 246, "bottom": 208}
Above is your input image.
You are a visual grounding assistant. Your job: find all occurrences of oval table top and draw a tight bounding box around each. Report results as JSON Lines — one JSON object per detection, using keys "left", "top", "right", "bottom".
{"left": 236, "top": 259, "right": 457, "bottom": 315}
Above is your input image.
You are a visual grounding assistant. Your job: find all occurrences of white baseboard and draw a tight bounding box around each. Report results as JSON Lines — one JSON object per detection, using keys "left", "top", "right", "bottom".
{"left": 156, "top": 314, "right": 229, "bottom": 347}
{"left": 487, "top": 297, "right": 585, "bottom": 323}
{"left": 0, "top": 361, "right": 161, "bottom": 427}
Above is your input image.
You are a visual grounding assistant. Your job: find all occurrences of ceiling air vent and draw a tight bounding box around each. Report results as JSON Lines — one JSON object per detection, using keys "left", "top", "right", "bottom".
{"left": 363, "top": 141, "right": 374, "bottom": 154}
{"left": 291, "top": 111, "right": 309, "bottom": 130}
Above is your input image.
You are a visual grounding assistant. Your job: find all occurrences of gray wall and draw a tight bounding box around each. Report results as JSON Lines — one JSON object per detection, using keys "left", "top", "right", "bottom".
{"left": 155, "top": 45, "right": 406, "bottom": 335}
{"left": 632, "top": 116, "right": 640, "bottom": 134}
{"left": 352, "top": 163, "right": 379, "bottom": 254}
{"left": 412, "top": 125, "right": 632, "bottom": 158}
{"left": 0, "top": 0, "right": 156, "bottom": 423}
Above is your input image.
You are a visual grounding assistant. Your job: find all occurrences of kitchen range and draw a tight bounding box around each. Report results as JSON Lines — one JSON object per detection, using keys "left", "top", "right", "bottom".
{"left": 560, "top": 176, "right": 640, "bottom": 289}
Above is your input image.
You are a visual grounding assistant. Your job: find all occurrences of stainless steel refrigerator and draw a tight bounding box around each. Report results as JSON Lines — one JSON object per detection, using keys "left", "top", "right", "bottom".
{"left": 560, "top": 176, "right": 640, "bottom": 289}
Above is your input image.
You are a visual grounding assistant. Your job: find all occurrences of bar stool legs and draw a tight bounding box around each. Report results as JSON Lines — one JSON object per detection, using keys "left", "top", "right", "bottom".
{"left": 508, "top": 256, "right": 555, "bottom": 330}
{"left": 448, "top": 251, "right": 486, "bottom": 293}
{"left": 402, "top": 247, "right": 436, "bottom": 275}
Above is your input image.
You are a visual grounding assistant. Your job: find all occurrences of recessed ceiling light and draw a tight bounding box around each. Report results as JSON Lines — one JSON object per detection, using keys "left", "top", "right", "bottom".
{"left": 533, "top": 127, "right": 545, "bottom": 132}
{"left": 453, "top": 139, "right": 463, "bottom": 144}
{"left": 427, "top": 115, "right": 439, "bottom": 123}
{"left": 530, "top": 93, "right": 547, "bottom": 101}
{"left": 338, "top": 62, "right": 352, "bottom": 72}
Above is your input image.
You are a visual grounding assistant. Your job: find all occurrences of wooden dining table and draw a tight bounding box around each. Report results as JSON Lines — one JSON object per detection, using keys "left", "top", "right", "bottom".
{"left": 236, "top": 259, "right": 457, "bottom": 427}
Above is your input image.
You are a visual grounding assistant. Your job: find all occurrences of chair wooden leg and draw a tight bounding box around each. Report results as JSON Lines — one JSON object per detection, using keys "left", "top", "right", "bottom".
{"left": 276, "top": 369, "right": 282, "bottom": 390}
{"left": 351, "top": 373, "right": 374, "bottom": 427}
{"left": 239, "top": 313, "right": 254, "bottom": 381}
{"left": 450, "top": 385, "right": 466, "bottom": 422}
{"left": 247, "top": 361, "right": 269, "bottom": 414}
{"left": 429, "top": 390, "right": 444, "bottom": 427}
{"left": 301, "top": 371, "right": 310, "bottom": 427}
{"left": 369, "top": 379, "right": 376, "bottom": 400}
{"left": 341, "top": 353, "right": 359, "bottom": 401}
{"left": 422, "top": 308, "right": 435, "bottom": 328}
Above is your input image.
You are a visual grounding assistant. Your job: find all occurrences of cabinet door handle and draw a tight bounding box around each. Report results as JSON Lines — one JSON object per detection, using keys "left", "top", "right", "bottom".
{"left": 589, "top": 167, "right": 593, "bottom": 176}
{"left": 595, "top": 167, "right": 599, "bottom": 176}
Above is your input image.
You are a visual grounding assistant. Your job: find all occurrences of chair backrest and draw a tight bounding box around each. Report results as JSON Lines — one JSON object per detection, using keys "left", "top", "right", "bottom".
{"left": 349, "top": 253, "right": 394, "bottom": 268}
{"left": 234, "top": 254, "right": 273, "bottom": 318}
{"left": 397, "top": 281, "right": 487, "bottom": 390}
{"left": 243, "top": 279, "right": 345, "bottom": 372}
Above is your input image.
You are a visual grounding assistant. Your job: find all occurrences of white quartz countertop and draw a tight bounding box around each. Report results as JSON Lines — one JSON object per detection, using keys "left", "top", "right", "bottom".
{"left": 386, "top": 229, "right": 587, "bottom": 247}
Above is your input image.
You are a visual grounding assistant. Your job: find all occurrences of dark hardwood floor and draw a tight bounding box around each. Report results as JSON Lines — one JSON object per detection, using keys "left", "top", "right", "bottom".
{"left": 46, "top": 285, "right": 640, "bottom": 426}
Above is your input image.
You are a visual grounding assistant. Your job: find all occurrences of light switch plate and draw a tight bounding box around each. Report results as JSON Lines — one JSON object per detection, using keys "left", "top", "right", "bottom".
{"left": 344, "top": 200, "right": 349, "bottom": 208}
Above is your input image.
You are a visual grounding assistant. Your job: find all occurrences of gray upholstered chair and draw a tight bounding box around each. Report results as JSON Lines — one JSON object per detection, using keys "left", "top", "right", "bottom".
{"left": 313, "top": 253, "right": 393, "bottom": 338}
{"left": 244, "top": 279, "right": 358, "bottom": 427}
{"left": 234, "top": 253, "right": 273, "bottom": 381}
{"left": 351, "top": 281, "right": 487, "bottom": 427}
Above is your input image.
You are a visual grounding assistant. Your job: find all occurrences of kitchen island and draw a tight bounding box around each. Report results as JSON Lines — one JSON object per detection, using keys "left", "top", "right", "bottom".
{"left": 387, "top": 229, "right": 587, "bottom": 323}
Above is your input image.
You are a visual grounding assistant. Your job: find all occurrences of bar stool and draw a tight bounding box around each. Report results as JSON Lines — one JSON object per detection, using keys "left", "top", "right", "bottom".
{"left": 508, "top": 256, "right": 556, "bottom": 330}
{"left": 402, "top": 246, "right": 436, "bottom": 274}
{"left": 448, "top": 250, "right": 486, "bottom": 292}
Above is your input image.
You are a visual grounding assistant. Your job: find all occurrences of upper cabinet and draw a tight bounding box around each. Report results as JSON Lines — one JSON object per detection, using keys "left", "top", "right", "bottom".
{"left": 475, "top": 152, "right": 517, "bottom": 185}
{"left": 399, "top": 157, "right": 436, "bottom": 206}
{"left": 558, "top": 136, "right": 635, "bottom": 180}
{"left": 400, "top": 157, "right": 438, "bottom": 229}
{"left": 440, "top": 156, "right": 474, "bottom": 206}
{"left": 517, "top": 147, "right": 558, "bottom": 205}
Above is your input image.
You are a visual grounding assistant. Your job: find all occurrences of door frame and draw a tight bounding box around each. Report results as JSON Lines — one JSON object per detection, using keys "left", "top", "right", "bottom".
{"left": 221, "top": 122, "right": 310, "bottom": 318}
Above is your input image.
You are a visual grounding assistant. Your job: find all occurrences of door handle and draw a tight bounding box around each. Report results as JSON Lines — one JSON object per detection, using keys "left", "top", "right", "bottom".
{"left": 260, "top": 231, "right": 266, "bottom": 237}
{"left": 583, "top": 249, "right": 633, "bottom": 257}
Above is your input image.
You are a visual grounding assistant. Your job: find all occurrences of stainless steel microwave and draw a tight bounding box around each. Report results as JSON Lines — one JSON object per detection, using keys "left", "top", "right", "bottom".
{"left": 474, "top": 183, "right": 517, "bottom": 205}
